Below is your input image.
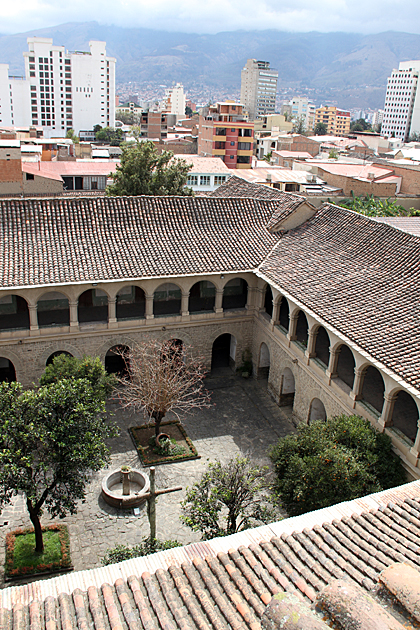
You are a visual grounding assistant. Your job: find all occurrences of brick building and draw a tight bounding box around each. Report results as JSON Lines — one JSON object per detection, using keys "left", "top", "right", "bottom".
{"left": 314, "top": 106, "right": 351, "bottom": 136}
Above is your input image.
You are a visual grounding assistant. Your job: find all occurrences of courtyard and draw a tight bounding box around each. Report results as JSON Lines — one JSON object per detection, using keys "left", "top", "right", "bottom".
{"left": 0, "top": 370, "right": 294, "bottom": 587}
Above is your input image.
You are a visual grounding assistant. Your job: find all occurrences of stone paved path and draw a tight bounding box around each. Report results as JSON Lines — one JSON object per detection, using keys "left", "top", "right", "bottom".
{"left": 0, "top": 371, "right": 295, "bottom": 587}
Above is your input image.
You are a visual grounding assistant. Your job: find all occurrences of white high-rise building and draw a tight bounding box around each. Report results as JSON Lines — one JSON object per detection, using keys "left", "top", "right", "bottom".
{"left": 382, "top": 60, "right": 420, "bottom": 142}
{"left": 0, "top": 38, "right": 116, "bottom": 138}
{"left": 240, "top": 59, "right": 278, "bottom": 121}
{"left": 285, "top": 97, "right": 315, "bottom": 131}
{"left": 163, "top": 83, "right": 186, "bottom": 117}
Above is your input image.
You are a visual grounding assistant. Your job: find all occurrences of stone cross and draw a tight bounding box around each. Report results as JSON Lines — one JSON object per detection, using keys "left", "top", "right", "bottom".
{"left": 144, "top": 467, "right": 182, "bottom": 541}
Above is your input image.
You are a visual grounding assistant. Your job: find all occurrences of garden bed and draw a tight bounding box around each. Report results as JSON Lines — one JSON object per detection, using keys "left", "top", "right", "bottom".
{"left": 5, "top": 523, "right": 72, "bottom": 580}
{"left": 129, "top": 420, "right": 199, "bottom": 465}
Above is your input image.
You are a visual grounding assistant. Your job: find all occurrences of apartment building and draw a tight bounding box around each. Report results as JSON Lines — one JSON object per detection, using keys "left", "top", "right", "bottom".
{"left": 282, "top": 97, "right": 316, "bottom": 131}
{"left": 0, "top": 38, "right": 116, "bottom": 138}
{"left": 382, "top": 61, "right": 420, "bottom": 142}
{"left": 162, "top": 83, "right": 186, "bottom": 118}
{"left": 198, "top": 102, "right": 254, "bottom": 169}
{"left": 240, "top": 59, "right": 278, "bottom": 121}
{"left": 314, "top": 106, "right": 351, "bottom": 136}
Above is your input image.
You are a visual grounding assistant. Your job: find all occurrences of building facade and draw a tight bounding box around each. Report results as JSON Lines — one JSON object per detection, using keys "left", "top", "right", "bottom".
{"left": 314, "top": 106, "right": 351, "bottom": 136}
{"left": 381, "top": 60, "right": 420, "bottom": 142}
{"left": 163, "top": 83, "right": 186, "bottom": 118}
{"left": 282, "top": 97, "right": 315, "bottom": 132}
{"left": 198, "top": 102, "right": 254, "bottom": 168}
{"left": 240, "top": 59, "right": 278, "bottom": 121}
{"left": 0, "top": 38, "right": 116, "bottom": 138}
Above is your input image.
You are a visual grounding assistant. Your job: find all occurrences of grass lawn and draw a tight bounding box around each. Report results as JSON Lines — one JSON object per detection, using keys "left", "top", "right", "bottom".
{"left": 129, "top": 420, "right": 199, "bottom": 465}
{"left": 5, "top": 524, "right": 71, "bottom": 579}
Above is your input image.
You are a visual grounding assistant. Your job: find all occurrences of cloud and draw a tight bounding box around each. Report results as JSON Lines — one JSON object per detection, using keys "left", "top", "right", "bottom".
{"left": 1, "top": 0, "right": 420, "bottom": 35}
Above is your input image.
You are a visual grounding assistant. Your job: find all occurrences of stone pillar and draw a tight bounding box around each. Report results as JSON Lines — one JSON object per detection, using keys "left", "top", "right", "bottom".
{"left": 69, "top": 301, "right": 79, "bottom": 330}
{"left": 350, "top": 366, "right": 364, "bottom": 408}
{"left": 377, "top": 391, "right": 396, "bottom": 430}
{"left": 28, "top": 304, "right": 39, "bottom": 336}
{"left": 145, "top": 293, "right": 154, "bottom": 320}
{"left": 410, "top": 419, "right": 420, "bottom": 459}
{"left": 108, "top": 298, "right": 117, "bottom": 329}
{"left": 214, "top": 288, "right": 223, "bottom": 314}
{"left": 245, "top": 285, "right": 256, "bottom": 311}
{"left": 181, "top": 291, "right": 189, "bottom": 317}
{"left": 270, "top": 300, "right": 280, "bottom": 326}
{"left": 256, "top": 287, "right": 265, "bottom": 311}
{"left": 305, "top": 329, "right": 317, "bottom": 363}
{"left": 287, "top": 313, "right": 298, "bottom": 344}
{"left": 326, "top": 346, "right": 341, "bottom": 383}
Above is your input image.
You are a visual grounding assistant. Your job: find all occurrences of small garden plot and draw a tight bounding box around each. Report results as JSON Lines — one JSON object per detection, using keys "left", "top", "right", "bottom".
{"left": 129, "top": 420, "right": 199, "bottom": 465}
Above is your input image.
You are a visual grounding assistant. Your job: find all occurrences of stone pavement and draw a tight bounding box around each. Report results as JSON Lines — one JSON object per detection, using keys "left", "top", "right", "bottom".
{"left": 0, "top": 371, "right": 295, "bottom": 587}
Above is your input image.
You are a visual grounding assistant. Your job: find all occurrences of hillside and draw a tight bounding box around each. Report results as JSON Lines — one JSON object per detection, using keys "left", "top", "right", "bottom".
{"left": 0, "top": 23, "right": 419, "bottom": 108}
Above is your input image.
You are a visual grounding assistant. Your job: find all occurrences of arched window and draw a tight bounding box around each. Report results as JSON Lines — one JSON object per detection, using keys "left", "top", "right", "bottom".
{"left": 222, "top": 279, "right": 248, "bottom": 310}
{"left": 0, "top": 357, "right": 16, "bottom": 382}
{"left": 279, "top": 298, "right": 289, "bottom": 331}
{"left": 153, "top": 283, "right": 181, "bottom": 316}
{"left": 264, "top": 285, "right": 273, "bottom": 318}
{"left": 0, "top": 295, "right": 29, "bottom": 331}
{"left": 189, "top": 281, "right": 216, "bottom": 313}
{"left": 361, "top": 366, "right": 385, "bottom": 415}
{"left": 391, "top": 391, "right": 419, "bottom": 443}
{"left": 211, "top": 334, "right": 236, "bottom": 370}
{"left": 116, "top": 286, "right": 145, "bottom": 320}
{"left": 46, "top": 351, "right": 73, "bottom": 366}
{"left": 309, "top": 398, "right": 326, "bottom": 423}
{"left": 78, "top": 289, "right": 108, "bottom": 323}
{"left": 296, "top": 311, "right": 308, "bottom": 346}
{"left": 105, "top": 345, "right": 130, "bottom": 376}
{"left": 336, "top": 344, "right": 355, "bottom": 389}
{"left": 314, "top": 326, "right": 330, "bottom": 367}
{"left": 37, "top": 292, "right": 69, "bottom": 327}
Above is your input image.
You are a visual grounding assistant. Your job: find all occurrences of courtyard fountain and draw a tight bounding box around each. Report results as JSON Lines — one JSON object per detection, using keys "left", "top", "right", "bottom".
{"left": 101, "top": 465, "right": 150, "bottom": 509}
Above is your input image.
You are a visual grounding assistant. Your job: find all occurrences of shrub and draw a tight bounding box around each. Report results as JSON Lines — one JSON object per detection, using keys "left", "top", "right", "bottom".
{"left": 269, "top": 414, "right": 406, "bottom": 516}
{"left": 102, "top": 538, "right": 181, "bottom": 565}
{"left": 40, "top": 354, "right": 116, "bottom": 401}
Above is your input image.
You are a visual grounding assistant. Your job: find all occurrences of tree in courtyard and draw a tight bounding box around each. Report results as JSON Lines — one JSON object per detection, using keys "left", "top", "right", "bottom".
{"left": 40, "top": 354, "right": 116, "bottom": 402}
{"left": 269, "top": 414, "right": 406, "bottom": 517}
{"left": 116, "top": 339, "right": 211, "bottom": 437}
{"left": 0, "top": 379, "right": 118, "bottom": 553}
{"left": 180, "top": 456, "right": 276, "bottom": 539}
{"left": 106, "top": 140, "right": 194, "bottom": 197}
{"left": 314, "top": 122, "right": 327, "bottom": 135}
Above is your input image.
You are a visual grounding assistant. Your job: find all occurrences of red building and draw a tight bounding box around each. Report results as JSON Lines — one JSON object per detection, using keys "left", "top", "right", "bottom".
{"left": 198, "top": 102, "right": 254, "bottom": 169}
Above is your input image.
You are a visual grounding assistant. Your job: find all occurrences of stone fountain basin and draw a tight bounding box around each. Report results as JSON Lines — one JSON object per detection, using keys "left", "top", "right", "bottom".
{"left": 101, "top": 469, "right": 150, "bottom": 509}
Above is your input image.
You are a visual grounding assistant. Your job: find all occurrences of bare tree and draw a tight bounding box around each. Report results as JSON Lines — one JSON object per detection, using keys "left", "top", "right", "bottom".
{"left": 116, "top": 340, "right": 211, "bottom": 436}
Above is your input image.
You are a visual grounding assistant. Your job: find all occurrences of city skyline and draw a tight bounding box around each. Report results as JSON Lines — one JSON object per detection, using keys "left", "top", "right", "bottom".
{"left": 1, "top": 1, "right": 420, "bottom": 36}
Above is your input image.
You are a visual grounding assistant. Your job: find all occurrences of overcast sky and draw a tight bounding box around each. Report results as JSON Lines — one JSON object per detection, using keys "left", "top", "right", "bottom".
{"left": 1, "top": 0, "right": 420, "bottom": 35}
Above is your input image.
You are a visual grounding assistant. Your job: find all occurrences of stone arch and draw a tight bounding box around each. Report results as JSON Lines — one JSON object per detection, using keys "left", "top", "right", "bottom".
{"left": 314, "top": 325, "right": 330, "bottom": 367}
{"left": 78, "top": 288, "right": 108, "bottom": 324}
{"left": 37, "top": 291, "right": 70, "bottom": 328}
{"left": 97, "top": 336, "right": 136, "bottom": 364}
{"left": 46, "top": 350, "right": 73, "bottom": 366}
{"left": 105, "top": 345, "right": 130, "bottom": 376}
{"left": 279, "top": 367, "right": 295, "bottom": 406}
{"left": 264, "top": 284, "right": 273, "bottom": 318}
{"left": 189, "top": 280, "right": 216, "bottom": 313}
{"left": 116, "top": 285, "right": 146, "bottom": 320}
{"left": 308, "top": 398, "right": 327, "bottom": 423}
{"left": 0, "top": 357, "right": 16, "bottom": 382}
{"left": 360, "top": 365, "right": 385, "bottom": 415}
{"left": 153, "top": 282, "right": 182, "bottom": 317}
{"left": 0, "top": 294, "right": 30, "bottom": 331}
{"left": 391, "top": 390, "right": 419, "bottom": 443}
{"left": 211, "top": 333, "right": 237, "bottom": 370}
{"left": 0, "top": 348, "right": 23, "bottom": 383}
{"left": 39, "top": 342, "right": 83, "bottom": 369}
{"left": 278, "top": 297, "right": 290, "bottom": 331}
{"left": 296, "top": 310, "right": 309, "bottom": 346}
{"left": 257, "top": 342, "right": 270, "bottom": 379}
{"left": 222, "top": 278, "right": 248, "bottom": 310}
{"left": 335, "top": 343, "right": 356, "bottom": 390}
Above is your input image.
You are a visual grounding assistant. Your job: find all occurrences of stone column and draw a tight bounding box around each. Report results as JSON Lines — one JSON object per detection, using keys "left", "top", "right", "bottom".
{"left": 245, "top": 285, "right": 255, "bottom": 311}
{"left": 69, "top": 301, "right": 79, "bottom": 330}
{"left": 410, "top": 419, "right": 420, "bottom": 459}
{"left": 378, "top": 391, "right": 396, "bottom": 430}
{"left": 214, "top": 288, "right": 223, "bottom": 314}
{"left": 350, "top": 366, "right": 364, "bottom": 408}
{"left": 326, "top": 346, "right": 341, "bottom": 383}
{"left": 256, "top": 287, "right": 265, "bottom": 312}
{"left": 108, "top": 298, "right": 117, "bottom": 329}
{"left": 305, "top": 329, "right": 317, "bottom": 363}
{"left": 28, "top": 304, "right": 39, "bottom": 336}
{"left": 181, "top": 291, "right": 189, "bottom": 317}
{"left": 145, "top": 293, "right": 154, "bottom": 320}
{"left": 270, "top": 299, "right": 280, "bottom": 326}
{"left": 287, "top": 313, "right": 298, "bottom": 344}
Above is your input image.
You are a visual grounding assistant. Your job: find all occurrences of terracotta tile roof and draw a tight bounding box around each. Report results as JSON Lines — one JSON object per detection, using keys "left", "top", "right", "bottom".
{"left": 0, "top": 196, "right": 282, "bottom": 288}
{"left": 21, "top": 162, "right": 118, "bottom": 177}
{"left": 2, "top": 480, "right": 420, "bottom": 630}
{"left": 258, "top": 202, "right": 420, "bottom": 391}
{"left": 21, "top": 163, "right": 64, "bottom": 182}
{"left": 210, "top": 175, "right": 299, "bottom": 200}
{"left": 375, "top": 216, "right": 420, "bottom": 237}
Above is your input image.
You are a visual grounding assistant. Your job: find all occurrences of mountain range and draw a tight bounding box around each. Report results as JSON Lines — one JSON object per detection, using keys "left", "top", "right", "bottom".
{"left": 0, "top": 22, "right": 419, "bottom": 109}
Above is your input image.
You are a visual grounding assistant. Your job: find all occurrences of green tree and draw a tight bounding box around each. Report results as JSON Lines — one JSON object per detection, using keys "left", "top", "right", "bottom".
{"left": 95, "top": 126, "right": 124, "bottom": 145}
{"left": 314, "top": 122, "right": 327, "bottom": 135}
{"left": 106, "top": 140, "right": 194, "bottom": 197}
{"left": 338, "top": 193, "right": 409, "bottom": 217}
{"left": 350, "top": 118, "right": 373, "bottom": 133}
{"left": 185, "top": 105, "right": 193, "bottom": 117}
{"left": 328, "top": 149, "right": 338, "bottom": 159}
{"left": 0, "top": 380, "right": 117, "bottom": 552}
{"left": 40, "top": 354, "right": 116, "bottom": 402}
{"left": 66, "top": 129, "right": 79, "bottom": 144}
{"left": 180, "top": 456, "right": 276, "bottom": 539}
{"left": 269, "top": 414, "right": 406, "bottom": 517}
{"left": 293, "top": 115, "right": 306, "bottom": 135}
